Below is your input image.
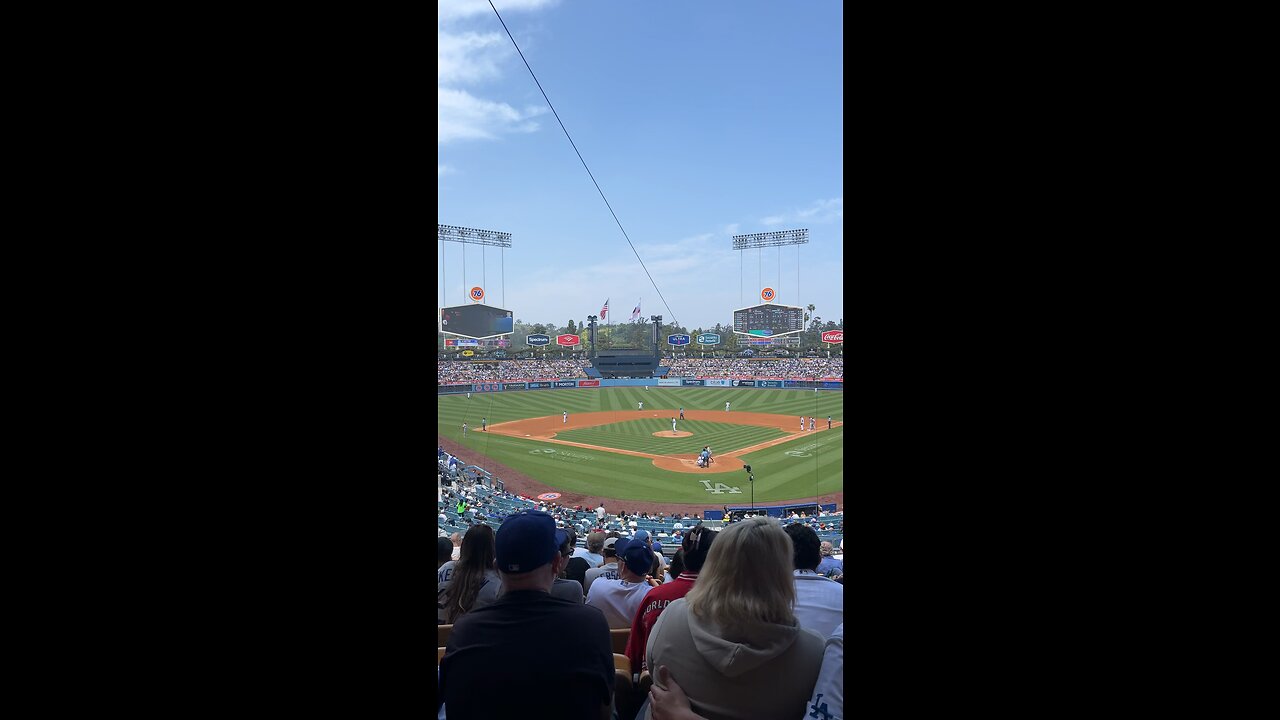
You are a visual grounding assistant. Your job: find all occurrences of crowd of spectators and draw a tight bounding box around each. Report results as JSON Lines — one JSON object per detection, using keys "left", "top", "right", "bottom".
{"left": 437, "top": 358, "right": 592, "bottom": 384}
{"left": 437, "top": 509, "right": 843, "bottom": 720}
{"left": 661, "top": 356, "right": 843, "bottom": 379}
{"left": 437, "top": 356, "right": 843, "bottom": 385}
{"left": 437, "top": 511, "right": 843, "bottom": 719}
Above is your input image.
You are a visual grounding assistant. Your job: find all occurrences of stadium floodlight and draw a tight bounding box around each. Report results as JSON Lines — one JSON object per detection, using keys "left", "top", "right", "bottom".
{"left": 438, "top": 224, "right": 513, "bottom": 248}
{"left": 731, "top": 229, "right": 809, "bottom": 250}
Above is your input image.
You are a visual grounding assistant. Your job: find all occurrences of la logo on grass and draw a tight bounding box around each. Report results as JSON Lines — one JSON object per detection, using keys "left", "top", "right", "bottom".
{"left": 699, "top": 480, "right": 741, "bottom": 494}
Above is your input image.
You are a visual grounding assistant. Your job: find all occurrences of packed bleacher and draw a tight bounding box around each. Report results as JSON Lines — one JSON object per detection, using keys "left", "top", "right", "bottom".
{"left": 437, "top": 356, "right": 842, "bottom": 385}
{"left": 436, "top": 460, "right": 844, "bottom": 720}
{"left": 437, "top": 358, "right": 591, "bottom": 385}
{"left": 661, "top": 356, "right": 843, "bottom": 379}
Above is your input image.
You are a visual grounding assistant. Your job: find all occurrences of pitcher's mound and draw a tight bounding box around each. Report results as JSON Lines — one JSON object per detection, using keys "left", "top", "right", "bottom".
{"left": 653, "top": 430, "right": 693, "bottom": 438}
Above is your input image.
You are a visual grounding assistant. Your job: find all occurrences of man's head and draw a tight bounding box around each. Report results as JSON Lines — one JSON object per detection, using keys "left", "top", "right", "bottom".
{"left": 602, "top": 537, "right": 620, "bottom": 562}
{"left": 495, "top": 510, "right": 565, "bottom": 591}
{"left": 820, "top": 541, "right": 834, "bottom": 557}
{"left": 438, "top": 536, "right": 454, "bottom": 567}
{"left": 614, "top": 538, "right": 654, "bottom": 581}
{"left": 783, "top": 523, "right": 821, "bottom": 571}
{"left": 587, "top": 530, "right": 606, "bottom": 554}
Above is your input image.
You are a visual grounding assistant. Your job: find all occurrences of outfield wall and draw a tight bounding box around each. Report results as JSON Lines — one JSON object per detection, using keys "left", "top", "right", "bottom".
{"left": 439, "top": 378, "right": 843, "bottom": 395}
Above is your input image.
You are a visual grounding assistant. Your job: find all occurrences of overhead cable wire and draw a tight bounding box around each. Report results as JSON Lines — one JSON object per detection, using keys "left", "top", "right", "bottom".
{"left": 488, "top": 0, "right": 680, "bottom": 328}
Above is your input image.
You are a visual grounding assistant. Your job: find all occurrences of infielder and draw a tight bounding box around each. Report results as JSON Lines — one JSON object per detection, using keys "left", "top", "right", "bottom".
{"left": 725, "top": 401, "right": 730, "bottom": 412}
{"left": 563, "top": 410, "right": 568, "bottom": 424}
{"left": 462, "top": 423, "right": 468, "bottom": 438}
{"left": 671, "top": 417, "right": 677, "bottom": 433}
{"left": 482, "top": 417, "right": 487, "bottom": 431}
{"left": 639, "top": 401, "right": 644, "bottom": 411}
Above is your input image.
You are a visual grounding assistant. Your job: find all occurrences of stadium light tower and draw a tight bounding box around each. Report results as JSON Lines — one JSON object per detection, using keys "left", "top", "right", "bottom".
{"left": 587, "top": 315, "right": 598, "bottom": 359}
{"left": 732, "top": 229, "right": 809, "bottom": 309}
{"left": 439, "top": 224, "right": 513, "bottom": 307}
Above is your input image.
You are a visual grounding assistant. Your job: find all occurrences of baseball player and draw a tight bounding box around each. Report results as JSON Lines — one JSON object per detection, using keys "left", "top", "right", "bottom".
{"left": 639, "top": 401, "right": 644, "bottom": 411}
{"left": 827, "top": 416, "right": 832, "bottom": 429}
{"left": 467, "top": 392, "right": 471, "bottom": 399}
{"left": 801, "top": 416, "right": 806, "bottom": 431}
{"left": 563, "top": 410, "right": 568, "bottom": 424}
{"left": 725, "top": 401, "right": 730, "bottom": 412}
{"left": 679, "top": 407, "right": 685, "bottom": 420}
{"left": 671, "top": 417, "right": 677, "bottom": 433}
{"left": 462, "top": 423, "right": 468, "bottom": 438}
{"left": 482, "top": 417, "right": 487, "bottom": 431}
{"left": 809, "top": 417, "right": 815, "bottom": 431}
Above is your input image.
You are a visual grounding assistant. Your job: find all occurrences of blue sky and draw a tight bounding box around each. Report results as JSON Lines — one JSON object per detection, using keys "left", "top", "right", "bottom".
{"left": 439, "top": 0, "right": 843, "bottom": 332}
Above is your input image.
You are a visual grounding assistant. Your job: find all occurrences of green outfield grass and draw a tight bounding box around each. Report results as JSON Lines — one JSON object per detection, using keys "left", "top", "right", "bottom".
{"left": 438, "top": 387, "right": 843, "bottom": 505}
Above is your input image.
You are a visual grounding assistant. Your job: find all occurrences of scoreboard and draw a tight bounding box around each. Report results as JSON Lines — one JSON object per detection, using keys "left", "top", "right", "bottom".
{"left": 440, "top": 304, "right": 515, "bottom": 339}
{"left": 732, "top": 304, "right": 804, "bottom": 337}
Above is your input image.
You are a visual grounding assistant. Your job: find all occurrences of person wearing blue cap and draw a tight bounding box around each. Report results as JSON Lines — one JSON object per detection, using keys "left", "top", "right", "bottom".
{"left": 585, "top": 537, "right": 660, "bottom": 628}
{"left": 439, "top": 510, "right": 614, "bottom": 720}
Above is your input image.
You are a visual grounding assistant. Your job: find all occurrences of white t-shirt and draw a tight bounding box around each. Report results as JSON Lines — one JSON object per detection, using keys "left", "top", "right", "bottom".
{"left": 571, "top": 547, "right": 604, "bottom": 568}
{"left": 805, "top": 624, "right": 844, "bottom": 720}
{"left": 793, "top": 570, "right": 843, "bottom": 639}
{"left": 585, "top": 577, "right": 652, "bottom": 628}
{"left": 583, "top": 561, "right": 622, "bottom": 597}
{"left": 596, "top": 506, "right": 606, "bottom": 522}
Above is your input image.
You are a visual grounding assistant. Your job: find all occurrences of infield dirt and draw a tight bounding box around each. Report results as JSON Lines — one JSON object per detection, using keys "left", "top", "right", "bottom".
{"left": 488, "top": 410, "right": 841, "bottom": 474}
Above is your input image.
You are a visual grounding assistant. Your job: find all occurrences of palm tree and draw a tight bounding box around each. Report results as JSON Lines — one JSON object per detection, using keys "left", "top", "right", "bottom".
{"left": 807, "top": 304, "right": 817, "bottom": 344}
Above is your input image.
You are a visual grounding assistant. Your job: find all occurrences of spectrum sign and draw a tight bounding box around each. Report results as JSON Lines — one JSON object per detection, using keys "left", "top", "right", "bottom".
{"left": 526, "top": 334, "right": 550, "bottom": 346}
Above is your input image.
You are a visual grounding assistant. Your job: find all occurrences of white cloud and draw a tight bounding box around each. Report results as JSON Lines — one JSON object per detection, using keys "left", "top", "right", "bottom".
{"left": 439, "top": 164, "right": 453, "bottom": 176}
{"left": 760, "top": 198, "right": 843, "bottom": 227}
{"left": 438, "top": 0, "right": 557, "bottom": 24}
{"left": 439, "top": 88, "right": 546, "bottom": 143}
{"left": 438, "top": 32, "right": 510, "bottom": 85}
{"left": 438, "top": 0, "right": 558, "bottom": 147}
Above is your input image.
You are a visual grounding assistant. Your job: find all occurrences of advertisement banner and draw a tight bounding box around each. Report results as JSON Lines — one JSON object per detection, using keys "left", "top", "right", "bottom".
{"left": 682, "top": 379, "right": 705, "bottom": 386}
{"left": 553, "top": 380, "right": 578, "bottom": 388}
{"left": 758, "top": 380, "right": 783, "bottom": 388}
{"left": 445, "top": 338, "right": 480, "bottom": 346}
{"left": 696, "top": 333, "right": 721, "bottom": 345}
{"left": 703, "top": 379, "right": 732, "bottom": 387}
{"left": 556, "top": 334, "right": 581, "bottom": 346}
{"left": 821, "top": 381, "right": 843, "bottom": 389}
{"left": 782, "top": 381, "right": 797, "bottom": 387}
{"left": 526, "top": 334, "right": 551, "bottom": 346}
{"left": 821, "top": 330, "right": 844, "bottom": 344}
{"left": 578, "top": 379, "right": 600, "bottom": 387}
{"left": 471, "top": 383, "right": 504, "bottom": 392}
{"left": 504, "top": 383, "right": 527, "bottom": 391}
{"left": 658, "top": 378, "right": 683, "bottom": 386}
{"left": 527, "top": 382, "right": 552, "bottom": 389}
{"left": 668, "top": 333, "right": 691, "bottom": 346}
{"left": 731, "top": 379, "right": 756, "bottom": 387}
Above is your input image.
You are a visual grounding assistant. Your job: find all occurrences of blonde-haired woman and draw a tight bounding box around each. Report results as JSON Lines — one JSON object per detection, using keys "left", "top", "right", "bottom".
{"left": 644, "top": 516, "right": 824, "bottom": 720}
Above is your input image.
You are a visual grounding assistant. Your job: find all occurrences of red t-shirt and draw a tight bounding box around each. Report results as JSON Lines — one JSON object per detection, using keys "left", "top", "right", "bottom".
{"left": 624, "top": 572, "right": 699, "bottom": 672}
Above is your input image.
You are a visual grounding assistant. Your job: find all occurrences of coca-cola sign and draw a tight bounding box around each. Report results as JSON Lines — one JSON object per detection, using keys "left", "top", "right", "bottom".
{"left": 821, "top": 330, "right": 844, "bottom": 344}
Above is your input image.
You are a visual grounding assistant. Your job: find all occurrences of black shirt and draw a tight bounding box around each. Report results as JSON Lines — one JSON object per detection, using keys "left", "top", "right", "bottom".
{"left": 439, "top": 589, "right": 613, "bottom": 719}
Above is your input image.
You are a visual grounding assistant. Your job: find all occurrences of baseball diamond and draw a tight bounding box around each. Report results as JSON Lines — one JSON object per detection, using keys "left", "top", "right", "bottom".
{"left": 437, "top": 386, "right": 843, "bottom": 510}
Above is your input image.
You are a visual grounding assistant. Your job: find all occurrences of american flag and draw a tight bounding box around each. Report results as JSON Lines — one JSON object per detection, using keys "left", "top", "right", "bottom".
{"left": 630, "top": 300, "right": 641, "bottom": 322}
{"left": 600, "top": 299, "right": 609, "bottom": 319}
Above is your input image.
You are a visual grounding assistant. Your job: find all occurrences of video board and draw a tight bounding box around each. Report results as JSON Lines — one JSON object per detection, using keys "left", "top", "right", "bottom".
{"left": 440, "top": 304, "right": 515, "bottom": 339}
{"left": 732, "top": 303, "right": 804, "bottom": 338}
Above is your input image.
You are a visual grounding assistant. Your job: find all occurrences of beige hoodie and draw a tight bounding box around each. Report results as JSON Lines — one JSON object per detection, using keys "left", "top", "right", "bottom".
{"left": 646, "top": 598, "right": 824, "bottom": 720}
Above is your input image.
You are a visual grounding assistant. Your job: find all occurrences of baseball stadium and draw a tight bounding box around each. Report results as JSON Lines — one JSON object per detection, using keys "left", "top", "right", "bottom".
{"left": 438, "top": 3, "right": 842, "bottom": 718}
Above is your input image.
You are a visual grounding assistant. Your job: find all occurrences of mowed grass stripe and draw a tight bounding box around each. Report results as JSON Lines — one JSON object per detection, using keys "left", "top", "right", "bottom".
{"left": 438, "top": 387, "right": 842, "bottom": 505}
{"left": 556, "top": 420, "right": 785, "bottom": 455}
